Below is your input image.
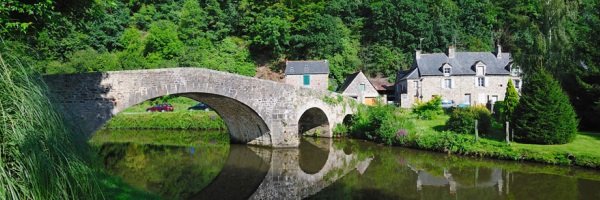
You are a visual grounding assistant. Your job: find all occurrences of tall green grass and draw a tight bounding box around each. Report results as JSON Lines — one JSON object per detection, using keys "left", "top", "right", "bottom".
{"left": 105, "top": 111, "right": 226, "bottom": 130}
{"left": 0, "top": 51, "right": 101, "bottom": 199}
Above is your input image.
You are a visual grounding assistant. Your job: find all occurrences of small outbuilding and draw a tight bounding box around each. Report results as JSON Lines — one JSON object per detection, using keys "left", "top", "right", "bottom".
{"left": 284, "top": 60, "right": 329, "bottom": 90}
{"left": 368, "top": 77, "right": 395, "bottom": 104}
{"left": 337, "top": 71, "right": 380, "bottom": 105}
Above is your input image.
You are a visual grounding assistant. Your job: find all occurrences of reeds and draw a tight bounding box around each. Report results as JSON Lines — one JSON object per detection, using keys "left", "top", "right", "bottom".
{"left": 0, "top": 49, "right": 101, "bottom": 199}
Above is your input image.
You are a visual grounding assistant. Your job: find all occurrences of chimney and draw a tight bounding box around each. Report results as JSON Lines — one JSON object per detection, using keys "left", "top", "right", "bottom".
{"left": 496, "top": 45, "right": 502, "bottom": 59}
{"left": 416, "top": 50, "right": 422, "bottom": 60}
{"left": 447, "top": 46, "right": 456, "bottom": 58}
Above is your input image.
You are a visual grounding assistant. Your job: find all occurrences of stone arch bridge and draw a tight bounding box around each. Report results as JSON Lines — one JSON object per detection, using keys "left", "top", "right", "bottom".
{"left": 44, "top": 68, "right": 356, "bottom": 147}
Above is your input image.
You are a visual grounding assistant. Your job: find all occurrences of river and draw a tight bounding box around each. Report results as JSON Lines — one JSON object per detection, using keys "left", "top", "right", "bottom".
{"left": 92, "top": 129, "right": 600, "bottom": 199}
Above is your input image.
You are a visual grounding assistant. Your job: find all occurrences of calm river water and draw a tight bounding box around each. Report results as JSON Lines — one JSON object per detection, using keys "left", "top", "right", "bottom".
{"left": 94, "top": 130, "right": 600, "bottom": 200}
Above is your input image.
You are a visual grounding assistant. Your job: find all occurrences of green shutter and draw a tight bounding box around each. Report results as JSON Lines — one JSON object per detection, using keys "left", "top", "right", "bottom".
{"left": 303, "top": 74, "right": 310, "bottom": 86}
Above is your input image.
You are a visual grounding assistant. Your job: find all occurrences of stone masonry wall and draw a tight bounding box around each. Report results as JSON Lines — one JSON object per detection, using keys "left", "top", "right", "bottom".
{"left": 284, "top": 74, "right": 329, "bottom": 91}
{"left": 398, "top": 75, "right": 521, "bottom": 108}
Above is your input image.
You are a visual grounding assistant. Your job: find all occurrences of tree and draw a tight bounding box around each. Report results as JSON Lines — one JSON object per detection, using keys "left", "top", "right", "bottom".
{"left": 512, "top": 68, "right": 578, "bottom": 144}
{"left": 504, "top": 79, "right": 519, "bottom": 120}
{"left": 144, "top": 20, "right": 184, "bottom": 60}
{"left": 248, "top": 5, "right": 292, "bottom": 57}
{"left": 361, "top": 44, "right": 409, "bottom": 78}
{"left": 178, "top": 0, "right": 209, "bottom": 42}
{"left": 117, "top": 27, "right": 147, "bottom": 70}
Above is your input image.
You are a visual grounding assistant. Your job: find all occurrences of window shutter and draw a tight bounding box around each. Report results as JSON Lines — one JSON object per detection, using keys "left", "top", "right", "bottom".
{"left": 441, "top": 79, "right": 444, "bottom": 88}
{"left": 474, "top": 77, "right": 478, "bottom": 87}
{"left": 485, "top": 77, "right": 489, "bottom": 87}
{"left": 451, "top": 79, "right": 455, "bottom": 88}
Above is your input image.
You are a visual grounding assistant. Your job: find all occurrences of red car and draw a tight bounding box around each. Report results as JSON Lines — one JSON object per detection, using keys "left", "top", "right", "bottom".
{"left": 146, "top": 104, "right": 174, "bottom": 112}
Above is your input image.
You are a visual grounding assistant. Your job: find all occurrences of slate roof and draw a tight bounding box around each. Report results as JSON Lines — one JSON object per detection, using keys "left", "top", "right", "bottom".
{"left": 399, "top": 51, "right": 512, "bottom": 80}
{"left": 284, "top": 60, "right": 330, "bottom": 75}
{"left": 337, "top": 72, "right": 361, "bottom": 92}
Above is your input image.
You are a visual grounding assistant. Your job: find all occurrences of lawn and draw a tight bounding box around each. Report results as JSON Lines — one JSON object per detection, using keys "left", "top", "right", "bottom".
{"left": 513, "top": 132, "right": 600, "bottom": 159}
{"left": 407, "top": 113, "right": 600, "bottom": 168}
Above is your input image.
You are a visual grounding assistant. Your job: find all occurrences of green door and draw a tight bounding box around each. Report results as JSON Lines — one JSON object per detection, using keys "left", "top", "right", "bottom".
{"left": 303, "top": 74, "right": 310, "bottom": 86}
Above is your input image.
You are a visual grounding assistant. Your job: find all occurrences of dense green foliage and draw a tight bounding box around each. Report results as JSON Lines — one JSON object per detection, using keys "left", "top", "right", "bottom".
{"left": 446, "top": 106, "right": 492, "bottom": 135}
{"left": 412, "top": 96, "right": 443, "bottom": 119}
{"left": 512, "top": 68, "right": 579, "bottom": 144}
{"left": 345, "top": 104, "right": 414, "bottom": 145}
{"left": 492, "top": 100, "right": 507, "bottom": 122}
{"left": 0, "top": 50, "right": 101, "bottom": 199}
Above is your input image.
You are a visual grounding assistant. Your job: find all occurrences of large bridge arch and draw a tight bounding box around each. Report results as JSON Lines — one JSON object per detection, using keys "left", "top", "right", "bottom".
{"left": 44, "top": 68, "right": 356, "bottom": 147}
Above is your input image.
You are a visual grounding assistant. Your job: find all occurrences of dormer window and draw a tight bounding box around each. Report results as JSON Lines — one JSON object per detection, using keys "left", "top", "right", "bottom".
{"left": 475, "top": 62, "right": 486, "bottom": 76}
{"left": 510, "top": 65, "right": 520, "bottom": 76}
{"left": 443, "top": 64, "right": 452, "bottom": 76}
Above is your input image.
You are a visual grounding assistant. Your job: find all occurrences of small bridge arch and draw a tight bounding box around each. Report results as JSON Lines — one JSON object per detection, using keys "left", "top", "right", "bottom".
{"left": 44, "top": 68, "right": 355, "bottom": 147}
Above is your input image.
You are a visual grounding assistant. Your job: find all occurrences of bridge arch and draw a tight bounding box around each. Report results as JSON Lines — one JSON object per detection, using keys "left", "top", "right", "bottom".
{"left": 298, "top": 107, "right": 330, "bottom": 137}
{"left": 127, "top": 93, "right": 271, "bottom": 145}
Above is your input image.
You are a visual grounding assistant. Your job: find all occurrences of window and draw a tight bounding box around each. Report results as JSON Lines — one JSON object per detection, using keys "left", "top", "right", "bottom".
{"left": 443, "top": 65, "right": 451, "bottom": 76}
{"left": 478, "top": 77, "right": 485, "bottom": 87}
{"left": 444, "top": 79, "right": 452, "bottom": 88}
{"left": 490, "top": 95, "right": 499, "bottom": 103}
{"left": 303, "top": 74, "right": 310, "bottom": 86}
{"left": 510, "top": 65, "right": 520, "bottom": 76}
{"left": 476, "top": 65, "right": 485, "bottom": 76}
{"left": 514, "top": 79, "right": 521, "bottom": 89}
{"left": 464, "top": 94, "right": 471, "bottom": 105}
{"left": 359, "top": 83, "right": 365, "bottom": 92}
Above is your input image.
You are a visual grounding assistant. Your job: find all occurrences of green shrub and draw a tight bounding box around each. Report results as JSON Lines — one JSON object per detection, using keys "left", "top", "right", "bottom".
{"left": 333, "top": 123, "right": 349, "bottom": 137}
{"left": 446, "top": 106, "right": 492, "bottom": 135}
{"left": 512, "top": 68, "right": 578, "bottom": 144}
{"left": 348, "top": 104, "right": 416, "bottom": 145}
{"left": 413, "top": 96, "right": 443, "bottom": 119}
{"left": 493, "top": 100, "right": 507, "bottom": 122}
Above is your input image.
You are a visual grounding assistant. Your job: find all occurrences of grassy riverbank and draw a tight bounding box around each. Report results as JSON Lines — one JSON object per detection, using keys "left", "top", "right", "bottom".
{"left": 340, "top": 104, "right": 600, "bottom": 169}
{"left": 0, "top": 51, "right": 103, "bottom": 199}
{"left": 106, "top": 112, "right": 226, "bottom": 130}
{"left": 105, "top": 97, "right": 226, "bottom": 130}
{"left": 407, "top": 116, "right": 600, "bottom": 168}
{"left": 90, "top": 129, "right": 229, "bottom": 147}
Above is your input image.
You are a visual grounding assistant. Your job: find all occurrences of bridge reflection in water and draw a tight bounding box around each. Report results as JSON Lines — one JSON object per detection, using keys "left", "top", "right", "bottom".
{"left": 193, "top": 138, "right": 373, "bottom": 199}
{"left": 98, "top": 138, "right": 373, "bottom": 199}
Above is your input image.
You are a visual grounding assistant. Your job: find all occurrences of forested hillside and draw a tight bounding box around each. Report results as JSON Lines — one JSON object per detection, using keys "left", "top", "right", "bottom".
{"left": 1, "top": 0, "right": 599, "bottom": 129}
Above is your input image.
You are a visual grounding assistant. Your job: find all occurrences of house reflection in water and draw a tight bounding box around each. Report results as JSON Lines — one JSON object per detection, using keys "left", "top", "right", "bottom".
{"left": 408, "top": 164, "right": 505, "bottom": 195}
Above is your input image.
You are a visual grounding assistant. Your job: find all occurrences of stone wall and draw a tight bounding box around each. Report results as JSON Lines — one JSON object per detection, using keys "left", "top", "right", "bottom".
{"left": 284, "top": 74, "right": 329, "bottom": 90}
{"left": 44, "top": 68, "right": 355, "bottom": 147}
{"left": 397, "top": 75, "right": 521, "bottom": 108}
{"left": 339, "top": 72, "right": 380, "bottom": 104}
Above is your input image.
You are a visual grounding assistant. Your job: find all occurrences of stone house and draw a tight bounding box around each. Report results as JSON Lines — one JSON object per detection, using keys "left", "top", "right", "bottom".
{"left": 395, "top": 45, "right": 522, "bottom": 108}
{"left": 284, "top": 60, "right": 329, "bottom": 90}
{"left": 338, "top": 71, "right": 380, "bottom": 105}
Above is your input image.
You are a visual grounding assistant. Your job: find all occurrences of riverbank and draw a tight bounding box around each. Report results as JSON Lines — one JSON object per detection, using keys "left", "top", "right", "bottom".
{"left": 90, "top": 129, "right": 229, "bottom": 147}
{"left": 104, "top": 97, "right": 226, "bottom": 130}
{"left": 105, "top": 111, "right": 226, "bottom": 130}
{"left": 343, "top": 105, "right": 600, "bottom": 169}
{"left": 405, "top": 116, "right": 600, "bottom": 168}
